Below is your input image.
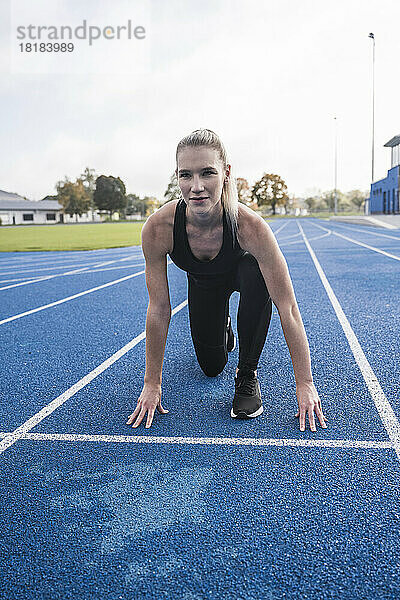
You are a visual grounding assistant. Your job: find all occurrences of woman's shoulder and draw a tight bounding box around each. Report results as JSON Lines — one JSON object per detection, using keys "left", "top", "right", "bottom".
{"left": 148, "top": 199, "right": 179, "bottom": 226}
{"left": 236, "top": 203, "right": 266, "bottom": 246}
{"left": 142, "top": 199, "right": 180, "bottom": 255}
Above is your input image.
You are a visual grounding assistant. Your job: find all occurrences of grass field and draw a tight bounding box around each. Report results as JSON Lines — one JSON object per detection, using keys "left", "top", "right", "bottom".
{"left": 0, "top": 212, "right": 360, "bottom": 252}
{"left": 0, "top": 222, "right": 145, "bottom": 252}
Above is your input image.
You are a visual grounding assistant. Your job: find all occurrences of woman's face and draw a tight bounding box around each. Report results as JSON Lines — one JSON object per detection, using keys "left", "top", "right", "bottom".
{"left": 176, "top": 146, "right": 230, "bottom": 215}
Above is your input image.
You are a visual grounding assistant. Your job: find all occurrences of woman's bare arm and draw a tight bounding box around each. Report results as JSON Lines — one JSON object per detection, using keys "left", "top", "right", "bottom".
{"left": 126, "top": 216, "right": 172, "bottom": 428}
{"left": 239, "top": 213, "right": 328, "bottom": 432}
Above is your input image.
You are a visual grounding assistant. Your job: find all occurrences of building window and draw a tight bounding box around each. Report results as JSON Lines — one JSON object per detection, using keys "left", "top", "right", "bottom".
{"left": 46, "top": 213, "right": 56, "bottom": 221}
{"left": 23, "top": 213, "right": 34, "bottom": 221}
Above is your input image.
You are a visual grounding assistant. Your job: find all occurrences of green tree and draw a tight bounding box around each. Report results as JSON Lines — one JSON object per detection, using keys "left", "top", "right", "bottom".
{"left": 80, "top": 167, "right": 97, "bottom": 220}
{"left": 304, "top": 196, "right": 323, "bottom": 212}
{"left": 164, "top": 172, "right": 181, "bottom": 203}
{"left": 251, "top": 173, "right": 288, "bottom": 215}
{"left": 93, "top": 175, "right": 127, "bottom": 219}
{"left": 322, "top": 189, "right": 346, "bottom": 212}
{"left": 126, "top": 193, "right": 143, "bottom": 216}
{"left": 346, "top": 189, "right": 367, "bottom": 212}
{"left": 56, "top": 178, "right": 91, "bottom": 222}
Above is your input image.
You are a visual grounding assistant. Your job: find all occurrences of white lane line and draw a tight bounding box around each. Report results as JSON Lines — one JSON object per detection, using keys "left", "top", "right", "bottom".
{"left": 271, "top": 221, "right": 289, "bottom": 236}
{"left": 0, "top": 268, "right": 96, "bottom": 291}
{"left": 73, "top": 263, "right": 144, "bottom": 275}
{"left": 327, "top": 221, "right": 400, "bottom": 241}
{"left": 0, "top": 249, "right": 142, "bottom": 268}
{"left": 0, "top": 300, "right": 188, "bottom": 455}
{"left": 309, "top": 221, "right": 400, "bottom": 261}
{"left": 298, "top": 221, "right": 400, "bottom": 461}
{"left": 0, "top": 276, "right": 48, "bottom": 284}
{"left": 0, "top": 261, "right": 145, "bottom": 284}
{"left": 0, "top": 252, "right": 142, "bottom": 277}
{"left": 0, "top": 261, "right": 116, "bottom": 275}
{"left": 0, "top": 431, "right": 392, "bottom": 449}
{"left": 0, "top": 275, "right": 54, "bottom": 289}
{"left": 0, "top": 254, "right": 143, "bottom": 291}
{"left": 279, "top": 231, "right": 332, "bottom": 247}
{"left": 0, "top": 269, "right": 146, "bottom": 325}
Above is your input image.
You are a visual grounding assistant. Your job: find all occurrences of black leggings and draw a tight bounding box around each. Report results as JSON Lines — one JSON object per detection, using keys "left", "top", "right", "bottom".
{"left": 187, "top": 252, "right": 273, "bottom": 376}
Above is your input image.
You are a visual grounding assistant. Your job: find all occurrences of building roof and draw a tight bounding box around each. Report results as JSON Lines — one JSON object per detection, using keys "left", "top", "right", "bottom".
{"left": 0, "top": 189, "right": 61, "bottom": 211}
{"left": 384, "top": 135, "right": 400, "bottom": 148}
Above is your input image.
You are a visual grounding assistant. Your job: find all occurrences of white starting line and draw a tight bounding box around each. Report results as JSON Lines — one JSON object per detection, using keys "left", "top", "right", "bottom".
{"left": 0, "top": 431, "right": 393, "bottom": 450}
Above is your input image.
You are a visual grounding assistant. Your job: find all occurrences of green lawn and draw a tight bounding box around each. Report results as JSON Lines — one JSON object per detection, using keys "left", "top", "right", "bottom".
{"left": 0, "top": 222, "right": 145, "bottom": 252}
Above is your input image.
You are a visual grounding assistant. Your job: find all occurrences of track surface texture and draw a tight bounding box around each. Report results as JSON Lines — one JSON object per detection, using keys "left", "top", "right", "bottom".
{"left": 1, "top": 219, "right": 399, "bottom": 600}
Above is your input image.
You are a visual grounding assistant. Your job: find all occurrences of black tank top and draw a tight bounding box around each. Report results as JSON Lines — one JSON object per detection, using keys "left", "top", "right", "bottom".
{"left": 168, "top": 198, "right": 246, "bottom": 282}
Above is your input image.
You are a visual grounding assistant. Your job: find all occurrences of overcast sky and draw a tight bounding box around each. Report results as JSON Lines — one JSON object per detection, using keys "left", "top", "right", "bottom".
{"left": 1, "top": 0, "right": 399, "bottom": 201}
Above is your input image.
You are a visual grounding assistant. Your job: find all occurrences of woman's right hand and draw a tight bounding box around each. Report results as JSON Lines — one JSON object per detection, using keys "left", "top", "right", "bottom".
{"left": 126, "top": 383, "right": 169, "bottom": 429}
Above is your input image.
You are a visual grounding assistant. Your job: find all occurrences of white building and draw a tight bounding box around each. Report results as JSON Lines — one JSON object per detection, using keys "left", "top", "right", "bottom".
{"left": 0, "top": 189, "right": 102, "bottom": 225}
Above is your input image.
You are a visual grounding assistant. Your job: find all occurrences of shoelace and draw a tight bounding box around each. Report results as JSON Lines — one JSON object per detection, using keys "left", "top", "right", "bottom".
{"left": 235, "top": 370, "right": 257, "bottom": 395}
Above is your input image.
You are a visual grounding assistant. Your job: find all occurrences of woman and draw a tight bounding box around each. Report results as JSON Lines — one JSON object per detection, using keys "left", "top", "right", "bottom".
{"left": 127, "top": 129, "right": 328, "bottom": 431}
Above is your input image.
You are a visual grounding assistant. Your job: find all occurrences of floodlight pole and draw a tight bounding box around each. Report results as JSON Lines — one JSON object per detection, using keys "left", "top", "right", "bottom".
{"left": 334, "top": 116, "right": 337, "bottom": 215}
{"left": 369, "top": 32, "right": 375, "bottom": 183}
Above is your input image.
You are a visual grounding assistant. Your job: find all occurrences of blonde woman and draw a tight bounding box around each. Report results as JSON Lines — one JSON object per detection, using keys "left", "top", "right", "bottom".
{"left": 127, "top": 129, "right": 328, "bottom": 431}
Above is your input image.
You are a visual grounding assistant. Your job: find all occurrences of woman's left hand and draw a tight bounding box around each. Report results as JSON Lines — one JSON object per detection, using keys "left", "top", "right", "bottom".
{"left": 295, "top": 381, "right": 328, "bottom": 432}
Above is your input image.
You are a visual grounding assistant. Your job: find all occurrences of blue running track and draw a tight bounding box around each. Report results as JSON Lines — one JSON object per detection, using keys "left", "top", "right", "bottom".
{"left": 0, "top": 218, "right": 399, "bottom": 599}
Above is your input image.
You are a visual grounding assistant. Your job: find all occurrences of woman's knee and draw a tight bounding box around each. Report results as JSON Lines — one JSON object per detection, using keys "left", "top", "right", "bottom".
{"left": 193, "top": 339, "right": 228, "bottom": 377}
{"left": 201, "top": 363, "right": 226, "bottom": 377}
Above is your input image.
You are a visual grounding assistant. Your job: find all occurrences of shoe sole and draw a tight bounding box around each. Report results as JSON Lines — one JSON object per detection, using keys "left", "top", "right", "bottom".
{"left": 230, "top": 405, "right": 263, "bottom": 419}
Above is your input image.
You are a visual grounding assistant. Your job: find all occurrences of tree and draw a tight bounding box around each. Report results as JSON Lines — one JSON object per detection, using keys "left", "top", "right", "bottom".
{"left": 322, "top": 189, "right": 346, "bottom": 212}
{"left": 304, "top": 196, "right": 323, "bottom": 212}
{"left": 164, "top": 172, "right": 181, "bottom": 203}
{"left": 125, "top": 194, "right": 160, "bottom": 218}
{"left": 80, "top": 167, "right": 97, "bottom": 220}
{"left": 142, "top": 196, "right": 159, "bottom": 216}
{"left": 346, "top": 189, "right": 367, "bottom": 212}
{"left": 236, "top": 177, "right": 252, "bottom": 205}
{"left": 56, "top": 178, "right": 91, "bottom": 222}
{"left": 251, "top": 173, "right": 289, "bottom": 215}
{"left": 283, "top": 194, "right": 300, "bottom": 215}
{"left": 126, "top": 193, "right": 142, "bottom": 216}
{"left": 93, "top": 175, "right": 127, "bottom": 219}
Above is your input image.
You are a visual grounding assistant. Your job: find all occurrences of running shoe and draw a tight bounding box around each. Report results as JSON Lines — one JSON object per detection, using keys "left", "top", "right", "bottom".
{"left": 226, "top": 315, "right": 236, "bottom": 352}
{"left": 231, "top": 367, "right": 263, "bottom": 418}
